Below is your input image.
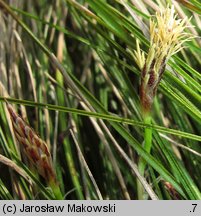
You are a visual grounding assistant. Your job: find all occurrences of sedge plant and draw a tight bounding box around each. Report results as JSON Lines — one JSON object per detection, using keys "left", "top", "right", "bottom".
{"left": 0, "top": 0, "right": 201, "bottom": 200}
{"left": 134, "top": 6, "right": 193, "bottom": 199}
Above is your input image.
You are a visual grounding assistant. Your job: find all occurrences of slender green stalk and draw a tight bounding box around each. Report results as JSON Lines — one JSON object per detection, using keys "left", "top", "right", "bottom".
{"left": 137, "top": 114, "right": 152, "bottom": 199}
{"left": 139, "top": 115, "right": 153, "bottom": 173}
{"left": 49, "top": 179, "right": 63, "bottom": 200}
{"left": 0, "top": 97, "right": 201, "bottom": 142}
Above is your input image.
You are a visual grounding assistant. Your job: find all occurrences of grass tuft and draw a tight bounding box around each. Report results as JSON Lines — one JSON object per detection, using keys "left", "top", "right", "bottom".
{"left": 0, "top": 0, "right": 200, "bottom": 200}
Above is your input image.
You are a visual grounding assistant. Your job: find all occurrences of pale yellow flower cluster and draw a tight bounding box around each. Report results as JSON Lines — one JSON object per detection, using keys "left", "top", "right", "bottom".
{"left": 134, "top": 6, "right": 192, "bottom": 114}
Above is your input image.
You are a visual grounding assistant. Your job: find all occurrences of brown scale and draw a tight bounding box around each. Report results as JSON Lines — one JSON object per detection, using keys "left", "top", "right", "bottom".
{"left": 163, "top": 181, "right": 180, "bottom": 200}
{"left": 25, "top": 127, "right": 35, "bottom": 144}
{"left": 41, "top": 156, "right": 55, "bottom": 181}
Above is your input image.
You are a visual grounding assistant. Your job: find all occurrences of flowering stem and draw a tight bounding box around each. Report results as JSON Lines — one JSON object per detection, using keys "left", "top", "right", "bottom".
{"left": 134, "top": 5, "right": 192, "bottom": 200}
{"left": 137, "top": 114, "right": 152, "bottom": 199}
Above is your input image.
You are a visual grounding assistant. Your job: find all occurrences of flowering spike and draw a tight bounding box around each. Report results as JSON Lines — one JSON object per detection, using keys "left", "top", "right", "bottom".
{"left": 134, "top": 5, "right": 193, "bottom": 115}
{"left": 6, "top": 103, "right": 56, "bottom": 183}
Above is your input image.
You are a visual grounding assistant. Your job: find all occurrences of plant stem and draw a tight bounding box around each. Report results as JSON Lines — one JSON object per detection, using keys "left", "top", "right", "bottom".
{"left": 49, "top": 179, "right": 63, "bottom": 200}
{"left": 137, "top": 114, "right": 152, "bottom": 199}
